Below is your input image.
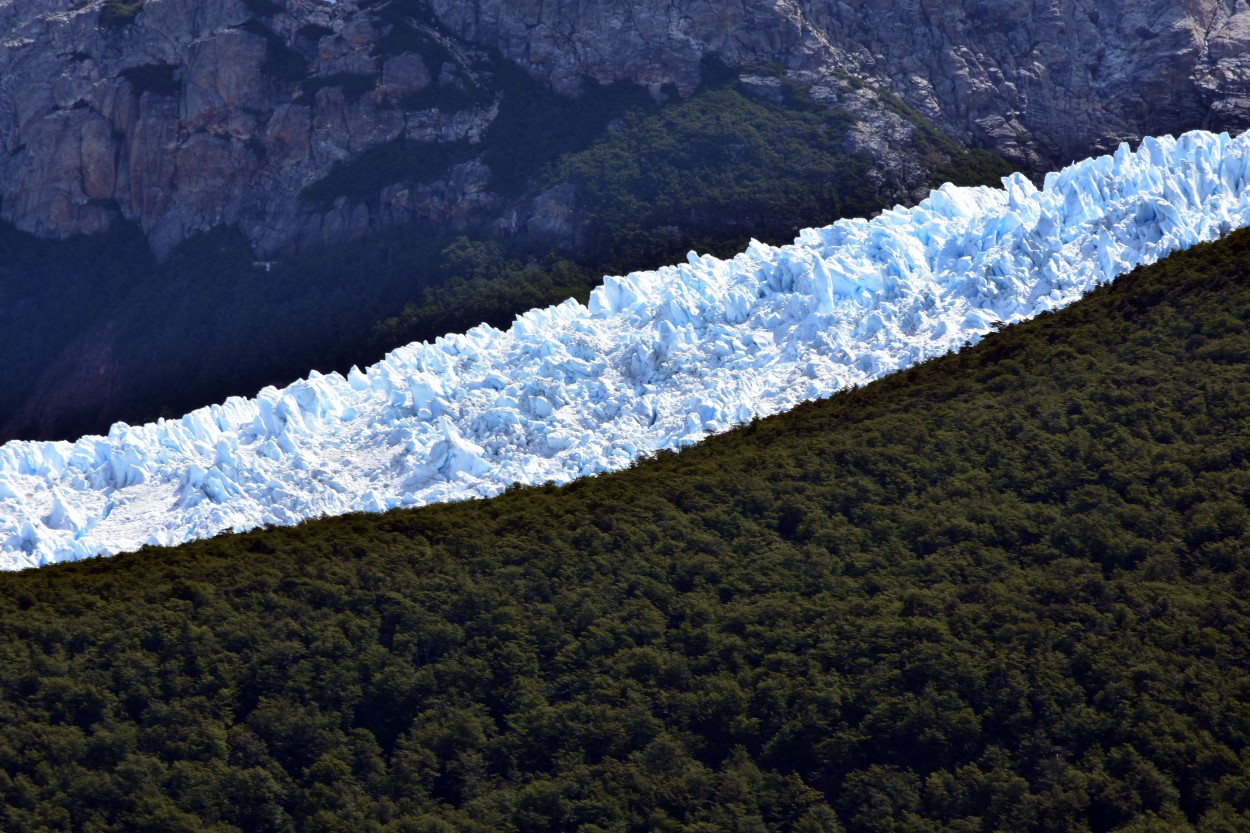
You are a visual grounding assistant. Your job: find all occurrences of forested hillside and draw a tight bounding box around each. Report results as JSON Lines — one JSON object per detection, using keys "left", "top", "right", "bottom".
{"left": 4, "top": 229, "right": 1250, "bottom": 832}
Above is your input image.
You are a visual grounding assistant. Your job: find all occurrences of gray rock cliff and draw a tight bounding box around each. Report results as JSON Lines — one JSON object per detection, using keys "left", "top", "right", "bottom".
{"left": 0, "top": 0, "right": 501, "bottom": 257}
{"left": 430, "top": 0, "right": 1250, "bottom": 167}
{"left": 3, "top": 0, "right": 1250, "bottom": 256}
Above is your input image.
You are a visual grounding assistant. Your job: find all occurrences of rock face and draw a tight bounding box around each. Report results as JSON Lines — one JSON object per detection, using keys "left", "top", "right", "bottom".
{"left": 3, "top": 0, "right": 1250, "bottom": 256}
{"left": 430, "top": 0, "right": 1250, "bottom": 169}
{"left": 0, "top": 0, "right": 502, "bottom": 257}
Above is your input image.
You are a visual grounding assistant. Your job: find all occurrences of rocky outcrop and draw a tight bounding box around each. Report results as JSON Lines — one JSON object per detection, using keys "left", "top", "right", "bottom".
{"left": 4, "top": 0, "right": 1250, "bottom": 256}
{"left": 0, "top": 0, "right": 504, "bottom": 257}
{"left": 429, "top": 0, "right": 1250, "bottom": 169}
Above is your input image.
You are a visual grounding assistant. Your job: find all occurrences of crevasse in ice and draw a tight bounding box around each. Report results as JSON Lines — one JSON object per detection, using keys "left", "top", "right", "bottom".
{"left": 3, "top": 130, "right": 1249, "bottom": 569}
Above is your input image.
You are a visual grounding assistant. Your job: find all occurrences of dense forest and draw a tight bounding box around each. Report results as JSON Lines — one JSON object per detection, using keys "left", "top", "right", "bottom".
{"left": 0, "top": 61, "right": 1009, "bottom": 443}
{"left": 4, "top": 226, "right": 1250, "bottom": 831}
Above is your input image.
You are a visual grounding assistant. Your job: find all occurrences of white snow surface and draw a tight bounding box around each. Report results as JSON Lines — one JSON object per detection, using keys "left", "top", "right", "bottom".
{"left": 3, "top": 129, "right": 1250, "bottom": 569}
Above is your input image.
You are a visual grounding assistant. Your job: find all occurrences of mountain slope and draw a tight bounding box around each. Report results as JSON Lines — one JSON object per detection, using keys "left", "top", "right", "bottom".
{"left": 5, "top": 0, "right": 1249, "bottom": 449}
{"left": 6, "top": 0, "right": 1250, "bottom": 253}
{"left": 0, "top": 0, "right": 992, "bottom": 256}
{"left": 3, "top": 130, "right": 1248, "bottom": 570}
{"left": 8, "top": 0, "right": 1249, "bottom": 450}
{"left": 433, "top": 0, "right": 1250, "bottom": 167}
{"left": 4, "top": 223, "right": 1250, "bottom": 832}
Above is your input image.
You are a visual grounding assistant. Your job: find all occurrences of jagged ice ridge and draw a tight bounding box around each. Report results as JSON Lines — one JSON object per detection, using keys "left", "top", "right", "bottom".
{"left": 3, "top": 130, "right": 1249, "bottom": 570}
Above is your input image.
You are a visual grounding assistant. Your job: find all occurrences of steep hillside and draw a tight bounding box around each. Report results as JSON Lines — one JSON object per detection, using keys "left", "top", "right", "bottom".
{"left": 6, "top": 0, "right": 1250, "bottom": 254}
{"left": 0, "top": 0, "right": 994, "bottom": 256}
{"left": 4, "top": 224, "right": 1250, "bottom": 832}
{"left": 432, "top": 0, "right": 1250, "bottom": 167}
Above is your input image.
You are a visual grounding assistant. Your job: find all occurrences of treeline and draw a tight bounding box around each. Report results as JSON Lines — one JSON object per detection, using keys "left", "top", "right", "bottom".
{"left": 0, "top": 62, "right": 1008, "bottom": 443}
{"left": 4, "top": 229, "right": 1250, "bottom": 832}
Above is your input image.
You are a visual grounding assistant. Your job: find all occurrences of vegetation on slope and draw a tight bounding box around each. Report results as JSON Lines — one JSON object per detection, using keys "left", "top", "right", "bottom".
{"left": 98, "top": 0, "right": 146, "bottom": 27}
{"left": 4, "top": 229, "right": 1250, "bottom": 832}
{"left": 549, "top": 83, "right": 875, "bottom": 267}
{"left": 0, "top": 62, "right": 1008, "bottom": 443}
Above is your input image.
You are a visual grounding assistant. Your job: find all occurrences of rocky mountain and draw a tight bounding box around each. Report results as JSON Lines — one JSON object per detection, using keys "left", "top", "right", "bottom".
{"left": 434, "top": 0, "right": 1250, "bottom": 166}
{"left": 6, "top": 0, "right": 1249, "bottom": 260}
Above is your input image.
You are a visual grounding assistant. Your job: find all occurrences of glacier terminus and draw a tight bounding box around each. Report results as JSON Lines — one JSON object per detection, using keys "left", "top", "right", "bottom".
{"left": 2, "top": 130, "right": 1250, "bottom": 570}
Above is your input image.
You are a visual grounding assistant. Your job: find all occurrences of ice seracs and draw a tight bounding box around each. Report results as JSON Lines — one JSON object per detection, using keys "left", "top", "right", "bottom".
{"left": 3, "top": 130, "right": 1250, "bottom": 569}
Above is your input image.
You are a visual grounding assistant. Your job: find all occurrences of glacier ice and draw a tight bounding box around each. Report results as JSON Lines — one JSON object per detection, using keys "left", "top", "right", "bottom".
{"left": 3, "top": 130, "right": 1250, "bottom": 569}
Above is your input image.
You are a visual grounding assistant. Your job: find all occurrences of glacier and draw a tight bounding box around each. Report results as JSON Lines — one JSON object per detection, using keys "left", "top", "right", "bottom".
{"left": 3, "top": 129, "right": 1250, "bottom": 570}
